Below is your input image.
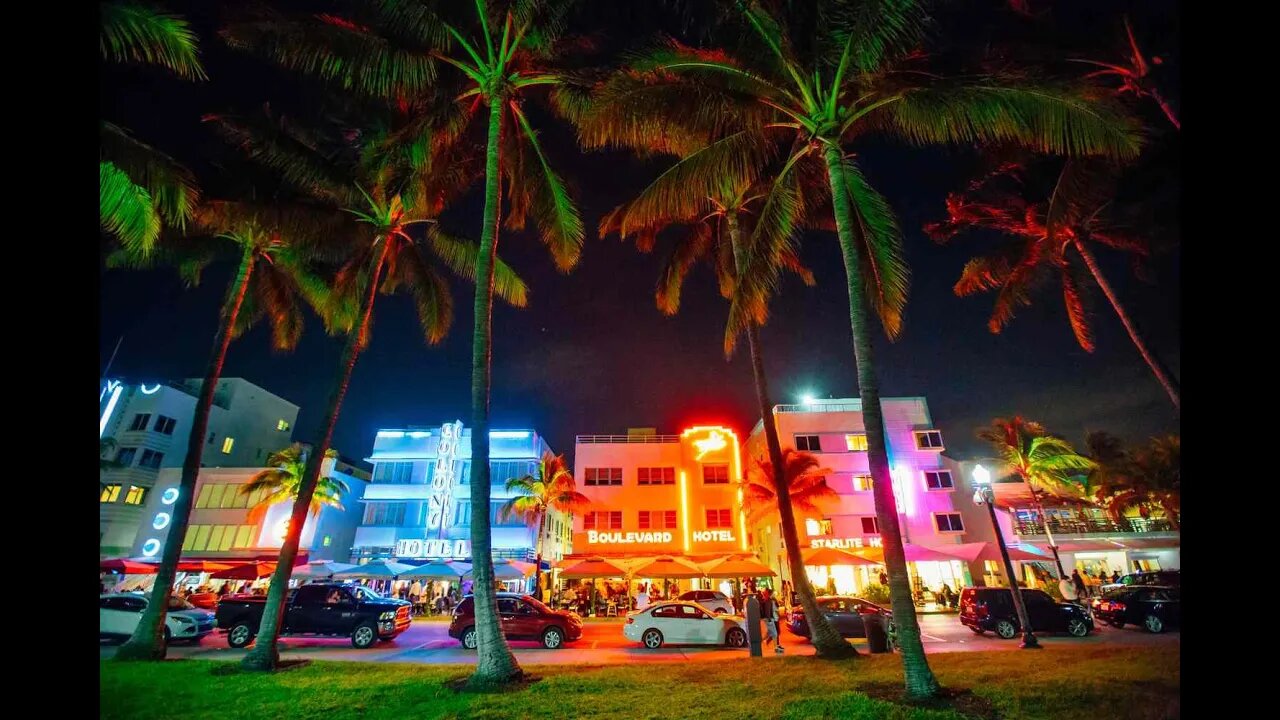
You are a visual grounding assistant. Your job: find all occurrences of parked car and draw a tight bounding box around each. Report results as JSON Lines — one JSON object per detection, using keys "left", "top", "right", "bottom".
{"left": 1093, "top": 586, "right": 1179, "bottom": 633}
{"left": 100, "top": 593, "right": 215, "bottom": 645}
{"left": 449, "top": 593, "right": 583, "bottom": 649}
{"left": 787, "top": 596, "right": 892, "bottom": 639}
{"left": 215, "top": 583, "right": 411, "bottom": 649}
{"left": 624, "top": 600, "right": 748, "bottom": 649}
{"left": 677, "top": 590, "right": 734, "bottom": 614}
{"left": 958, "top": 587, "right": 1094, "bottom": 639}
{"left": 1101, "top": 570, "right": 1180, "bottom": 592}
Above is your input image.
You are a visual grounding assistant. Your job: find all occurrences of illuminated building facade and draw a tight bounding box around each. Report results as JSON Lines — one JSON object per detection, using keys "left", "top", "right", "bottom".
{"left": 746, "top": 397, "right": 972, "bottom": 597}
{"left": 99, "top": 378, "right": 300, "bottom": 557}
{"left": 568, "top": 426, "right": 750, "bottom": 566}
{"left": 351, "top": 424, "right": 572, "bottom": 572}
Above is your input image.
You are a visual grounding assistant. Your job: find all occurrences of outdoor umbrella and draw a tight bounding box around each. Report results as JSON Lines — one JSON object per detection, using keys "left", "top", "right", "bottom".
{"left": 945, "top": 542, "right": 1050, "bottom": 563}
{"left": 332, "top": 560, "right": 416, "bottom": 579}
{"left": 399, "top": 560, "right": 470, "bottom": 579}
{"left": 101, "top": 558, "right": 157, "bottom": 574}
{"left": 558, "top": 557, "right": 629, "bottom": 579}
{"left": 801, "top": 547, "right": 879, "bottom": 566}
{"left": 465, "top": 560, "right": 536, "bottom": 580}
{"left": 176, "top": 560, "right": 233, "bottom": 573}
{"left": 698, "top": 556, "right": 777, "bottom": 578}
{"left": 291, "top": 561, "right": 358, "bottom": 580}
{"left": 627, "top": 556, "right": 705, "bottom": 579}
{"left": 211, "top": 561, "right": 277, "bottom": 580}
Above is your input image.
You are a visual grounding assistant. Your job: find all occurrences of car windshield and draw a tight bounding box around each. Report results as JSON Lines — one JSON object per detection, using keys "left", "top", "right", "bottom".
{"left": 522, "top": 596, "right": 552, "bottom": 614}
{"left": 349, "top": 586, "right": 383, "bottom": 601}
{"left": 167, "top": 597, "right": 195, "bottom": 611}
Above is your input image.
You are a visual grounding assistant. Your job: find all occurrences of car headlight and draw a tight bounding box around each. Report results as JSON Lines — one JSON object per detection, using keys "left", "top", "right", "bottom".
{"left": 172, "top": 616, "right": 194, "bottom": 625}
{"left": 380, "top": 611, "right": 396, "bottom": 621}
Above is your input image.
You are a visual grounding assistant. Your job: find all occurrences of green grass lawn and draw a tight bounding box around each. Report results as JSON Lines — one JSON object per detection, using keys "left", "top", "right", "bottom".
{"left": 100, "top": 646, "right": 1178, "bottom": 720}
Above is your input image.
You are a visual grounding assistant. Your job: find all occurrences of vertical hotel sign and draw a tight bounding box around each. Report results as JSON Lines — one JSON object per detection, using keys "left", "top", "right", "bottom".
{"left": 428, "top": 421, "right": 464, "bottom": 533}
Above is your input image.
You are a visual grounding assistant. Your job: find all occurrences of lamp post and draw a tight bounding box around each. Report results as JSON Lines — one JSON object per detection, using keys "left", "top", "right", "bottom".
{"left": 972, "top": 464, "right": 1040, "bottom": 649}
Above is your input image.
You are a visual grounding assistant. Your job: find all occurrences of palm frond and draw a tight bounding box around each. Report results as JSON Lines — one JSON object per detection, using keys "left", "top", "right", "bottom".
{"left": 101, "top": 122, "right": 200, "bottom": 232}
{"left": 381, "top": 239, "right": 454, "bottom": 345}
{"left": 1060, "top": 260, "right": 1094, "bottom": 352}
{"left": 203, "top": 114, "right": 358, "bottom": 207}
{"left": 655, "top": 222, "right": 714, "bottom": 315}
{"left": 101, "top": 1, "right": 206, "bottom": 79}
{"left": 425, "top": 227, "right": 529, "bottom": 308}
{"left": 510, "top": 102, "right": 584, "bottom": 272}
{"left": 100, "top": 161, "right": 161, "bottom": 254}
{"left": 837, "top": 156, "right": 909, "bottom": 339}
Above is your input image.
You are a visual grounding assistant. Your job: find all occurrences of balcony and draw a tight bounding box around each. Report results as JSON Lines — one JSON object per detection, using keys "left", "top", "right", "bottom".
{"left": 1012, "top": 516, "right": 1176, "bottom": 536}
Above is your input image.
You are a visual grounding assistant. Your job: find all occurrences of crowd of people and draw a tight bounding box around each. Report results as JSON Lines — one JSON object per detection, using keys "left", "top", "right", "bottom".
{"left": 1059, "top": 568, "right": 1123, "bottom": 602}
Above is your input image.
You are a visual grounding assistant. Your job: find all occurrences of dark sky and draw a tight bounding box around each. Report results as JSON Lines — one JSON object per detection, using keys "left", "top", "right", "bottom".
{"left": 100, "top": 0, "right": 1179, "bottom": 466}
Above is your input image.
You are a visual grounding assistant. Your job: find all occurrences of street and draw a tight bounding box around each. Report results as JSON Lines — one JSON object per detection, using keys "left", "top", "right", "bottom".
{"left": 100, "top": 613, "right": 1179, "bottom": 665}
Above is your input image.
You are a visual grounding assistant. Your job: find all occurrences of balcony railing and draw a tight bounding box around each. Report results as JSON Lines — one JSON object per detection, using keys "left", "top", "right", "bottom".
{"left": 576, "top": 435, "right": 679, "bottom": 444}
{"left": 774, "top": 402, "right": 863, "bottom": 414}
{"left": 1012, "top": 516, "right": 1176, "bottom": 536}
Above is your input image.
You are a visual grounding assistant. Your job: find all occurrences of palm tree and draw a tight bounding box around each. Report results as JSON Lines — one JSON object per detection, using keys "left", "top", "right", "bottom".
{"left": 112, "top": 202, "right": 340, "bottom": 661}
{"left": 925, "top": 160, "right": 1180, "bottom": 410}
{"left": 977, "top": 417, "right": 1097, "bottom": 578}
{"left": 224, "top": 0, "right": 584, "bottom": 687}
{"left": 1112, "top": 435, "right": 1180, "bottom": 530}
{"left": 1082, "top": 431, "right": 1130, "bottom": 521}
{"left": 742, "top": 449, "right": 839, "bottom": 525}
{"left": 599, "top": 1, "right": 1140, "bottom": 698}
{"left": 240, "top": 444, "right": 350, "bottom": 522}
{"left": 100, "top": 2, "right": 204, "bottom": 254}
{"left": 1071, "top": 16, "right": 1179, "bottom": 131}
{"left": 497, "top": 451, "right": 590, "bottom": 595}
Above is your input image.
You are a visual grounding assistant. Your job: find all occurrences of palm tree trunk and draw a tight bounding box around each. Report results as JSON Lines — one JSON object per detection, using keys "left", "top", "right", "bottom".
{"left": 533, "top": 512, "right": 547, "bottom": 597}
{"left": 241, "top": 239, "right": 390, "bottom": 672}
{"left": 1072, "top": 238, "right": 1179, "bottom": 410}
{"left": 823, "top": 144, "right": 939, "bottom": 698}
{"left": 115, "top": 246, "right": 255, "bottom": 661}
{"left": 1031, "top": 495, "right": 1066, "bottom": 578}
{"left": 726, "top": 210, "right": 853, "bottom": 658}
{"left": 1147, "top": 89, "right": 1180, "bottom": 131}
{"left": 467, "top": 91, "right": 522, "bottom": 689}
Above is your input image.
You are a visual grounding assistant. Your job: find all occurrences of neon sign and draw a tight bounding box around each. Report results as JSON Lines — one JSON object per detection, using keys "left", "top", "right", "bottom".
{"left": 397, "top": 538, "right": 470, "bottom": 558}
{"left": 810, "top": 537, "right": 883, "bottom": 550}
{"left": 100, "top": 381, "right": 123, "bottom": 438}
{"left": 140, "top": 383, "right": 161, "bottom": 395}
{"left": 428, "top": 421, "right": 463, "bottom": 530}
{"left": 588, "top": 530, "right": 673, "bottom": 544}
{"left": 692, "top": 530, "right": 735, "bottom": 543}
{"left": 141, "top": 538, "right": 161, "bottom": 557}
{"left": 152, "top": 512, "right": 171, "bottom": 530}
{"left": 161, "top": 488, "right": 179, "bottom": 505}
{"left": 692, "top": 431, "right": 727, "bottom": 460}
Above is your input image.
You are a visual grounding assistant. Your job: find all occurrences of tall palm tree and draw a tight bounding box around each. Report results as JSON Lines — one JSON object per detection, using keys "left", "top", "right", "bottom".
{"left": 497, "top": 451, "right": 590, "bottom": 595}
{"left": 100, "top": 2, "right": 204, "bottom": 254}
{"left": 240, "top": 444, "right": 349, "bottom": 522}
{"left": 1071, "top": 16, "right": 1179, "bottom": 131}
{"left": 599, "top": 0, "right": 1140, "bottom": 698}
{"left": 224, "top": 0, "right": 584, "bottom": 686}
{"left": 1083, "top": 430, "right": 1130, "bottom": 521}
{"left": 1112, "top": 435, "right": 1180, "bottom": 530}
{"left": 977, "top": 417, "right": 1096, "bottom": 578}
{"left": 741, "top": 448, "right": 840, "bottom": 525}
{"left": 112, "top": 202, "right": 341, "bottom": 661}
{"left": 925, "top": 160, "right": 1180, "bottom": 410}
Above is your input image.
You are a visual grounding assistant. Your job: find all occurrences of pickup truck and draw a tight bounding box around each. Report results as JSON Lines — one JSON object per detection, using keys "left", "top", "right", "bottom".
{"left": 215, "top": 583, "right": 412, "bottom": 649}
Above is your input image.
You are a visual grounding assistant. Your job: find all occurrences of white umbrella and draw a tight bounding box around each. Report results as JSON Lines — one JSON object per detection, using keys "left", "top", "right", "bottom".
{"left": 291, "top": 561, "right": 357, "bottom": 580}
{"left": 332, "top": 559, "right": 416, "bottom": 579}
{"left": 400, "top": 560, "right": 471, "bottom": 579}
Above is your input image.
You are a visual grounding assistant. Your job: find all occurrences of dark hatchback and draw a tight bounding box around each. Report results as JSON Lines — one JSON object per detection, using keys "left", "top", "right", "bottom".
{"left": 788, "top": 596, "right": 891, "bottom": 639}
{"left": 449, "top": 593, "right": 583, "bottom": 649}
{"left": 1094, "top": 586, "right": 1179, "bottom": 633}
{"left": 959, "top": 587, "right": 1094, "bottom": 639}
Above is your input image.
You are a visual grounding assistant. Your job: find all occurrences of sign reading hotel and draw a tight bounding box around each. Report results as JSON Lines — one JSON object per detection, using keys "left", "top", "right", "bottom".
{"left": 397, "top": 538, "right": 471, "bottom": 559}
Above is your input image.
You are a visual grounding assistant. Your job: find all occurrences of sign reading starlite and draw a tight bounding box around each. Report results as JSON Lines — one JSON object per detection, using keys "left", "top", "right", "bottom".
{"left": 397, "top": 538, "right": 470, "bottom": 559}
{"left": 587, "top": 530, "right": 673, "bottom": 544}
{"left": 428, "top": 421, "right": 463, "bottom": 529}
{"left": 809, "top": 536, "right": 883, "bottom": 550}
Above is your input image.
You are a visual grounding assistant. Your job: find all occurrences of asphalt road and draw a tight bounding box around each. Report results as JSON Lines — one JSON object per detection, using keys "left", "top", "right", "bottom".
{"left": 100, "top": 613, "right": 1178, "bottom": 665}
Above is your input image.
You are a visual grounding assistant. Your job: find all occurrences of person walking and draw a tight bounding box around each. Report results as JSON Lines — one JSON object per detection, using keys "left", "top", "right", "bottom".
{"left": 1111, "top": 570, "right": 1121, "bottom": 584}
{"left": 760, "top": 589, "right": 784, "bottom": 654}
{"left": 1070, "top": 569, "right": 1087, "bottom": 599}
{"left": 1059, "top": 573, "right": 1079, "bottom": 605}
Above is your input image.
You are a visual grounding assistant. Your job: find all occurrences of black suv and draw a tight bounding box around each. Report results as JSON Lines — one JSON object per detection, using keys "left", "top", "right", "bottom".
{"left": 959, "top": 587, "right": 1094, "bottom": 639}
{"left": 1094, "top": 586, "right": 1180, "bottom": 633}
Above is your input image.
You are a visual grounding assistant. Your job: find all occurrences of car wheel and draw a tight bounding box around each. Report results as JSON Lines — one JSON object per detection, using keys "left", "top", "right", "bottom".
{"left": 461, "top": 627, "right": 478, "bottom": 650}
{"left": 641, "top": 628, "right": 664, "bottom": 649}
{"left": 969, "top": 627, "right": 985, "bottom": 635}
{"left": 1143, "top": 615, "right": 1165, "bottom": 634}
{"left": 227, "top": 623, "right": 254, "bottom": 649}
{"left": 541, "top": 626, "right": 565, "bottom": 649}
{"left": 351, "top": 623, "right": 378, "bottom": 649}
{"left": 725, "top": 627, "right": 747, "bottom": 648}
{"left": 1067, "top": 618, "right": 1090, "bottom": 637}
{"left": 994, "top": 619, "right": 1018, "bottom": 639}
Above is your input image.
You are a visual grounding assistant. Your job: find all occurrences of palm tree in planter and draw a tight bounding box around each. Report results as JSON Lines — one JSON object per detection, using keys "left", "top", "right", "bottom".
{"left": 977, "top": 417, "right": 1096, "bottom": 578}
{"left": 224, "top": 0, "right": 584, "bottom": 686}
{"left": 598, "top": 0, "right": 1140, "bottom": 697}
{"left": 925, "top": 159, "right": 1180, "bottom": 410}
{"left": 100, "top": 1, "right": 204, "bottom": 253}
{"left": 497, "top": 451, "right": 590, "bottom": 596}
{"left": 240, "top": 444, "right": 350, "bottom": 523}
{"left": 111, "top": 201, "right": 343, "bottom": 661}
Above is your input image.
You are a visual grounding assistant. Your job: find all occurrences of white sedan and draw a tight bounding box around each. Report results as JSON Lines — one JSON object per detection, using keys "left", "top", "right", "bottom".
{"left": 624, "top": 601, "right": 748, "bottom": 649}
{"left": 100, "top": 593, "right": 216, "bottom": 644}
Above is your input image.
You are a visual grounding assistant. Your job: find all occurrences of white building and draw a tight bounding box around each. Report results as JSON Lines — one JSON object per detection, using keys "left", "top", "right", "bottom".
{"left": 99, "top": 378, "right": 300, "bottom": 557}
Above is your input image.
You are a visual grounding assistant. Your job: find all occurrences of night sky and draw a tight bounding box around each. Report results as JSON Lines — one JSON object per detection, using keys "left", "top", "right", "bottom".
{"left": 100, "top": 0, "right": 1180, "bottom": 467}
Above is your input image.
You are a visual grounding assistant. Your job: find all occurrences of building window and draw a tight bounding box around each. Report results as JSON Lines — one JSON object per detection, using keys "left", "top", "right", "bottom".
{"left": 934, "top": 512, "right": 965, "bottom": 533}
{"left": 851, "top": 474, "right": 873, "bottom": 492}
{"left": 374, "top": 462, "right": 414, "bottom": 484}
{"left": 583, "top": 511, "right": 623, "bottom": 530}
{"left": 153, "top": 415, "right": 177, "bottom": 435}
{"left": 123, "top": 486, "right": 148, "bottom": 506}
{"left": 455, "top": 501, "right": 471, "bottom": 525}
{"left": 845, "top": 434, "right": 868, "bottom": 452}
{"left": 277, "top": 419, "right": 291, "bottom": 432}
{"left": 860, "top": 516, "right": 880, "bottom": 535}
{"left": 663, "top": 510, "right": 677, "bottom": 529}
{"left": 924, "top": 470, "right": 954, "bottom": 491}
{"left": 584, "top": 467, "right": 623, "bottom": 486}
{"left": 362, "top": 502, "right": 407, "bottom": 526}
{"left": 637, "top": 467, "right": 676, "bottom": 485}
{"left": 702, "top": 465, "right": 730, "bottom": 484}
{"left": 128, "top": 413, "right": 151, "bottom": 432}
{"left": 183, "top": 524, "right": 256, "bottom": 552}
{"left": 139, "top": 449, "right": 164, "bottom": 469}
{"left": 914, "top": 430, "right": 945, "bottom": 450}
{"left": 491, "top": 460, "right": 537, "bottom": 485}
{"left": 208, "top": 432, "right": 216, "bottom": 445}
{"left": 100, "top": 484, "right": 122, "bottom": 503}
{"left": 221, "top": 437, "right": 235, "bottom": 454}
{"left": 322, "top": 535, "right": 332, "bottom": 547}
{"left": 795, "top": 435, "right": 821, "bottom": 452}
{"left": 805, "top": 518, "right": 833, "bottom": 536}
{"left": 705, "top": 508, "right": 733, "bottom": 528}
{"left": 638, "top": 510, "right": 652, "bottom": 529}
{"left": 115, "top": 447, "right": 138, "bottom": 467}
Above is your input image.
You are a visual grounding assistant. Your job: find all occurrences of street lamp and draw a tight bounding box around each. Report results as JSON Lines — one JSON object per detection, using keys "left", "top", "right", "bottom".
{"left": 972, "top": 464, "right": 1040, "bottom": 649}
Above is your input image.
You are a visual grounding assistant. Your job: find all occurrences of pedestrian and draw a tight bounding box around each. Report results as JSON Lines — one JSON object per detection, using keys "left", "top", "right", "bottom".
{"left": 1058, "top": 573, "right": 1079, "bottom": 604}
{"left": 760, "top": 589, "right": 784, "bottom": 654}
{"left": 1070, "top": 569, "right": 1087, "bottom": 598}
{"left": 1111, "top": 570, "right": 1121, "bottom": 584}
{"left": 938, "top": 583, "right": 954, "bottom": 609}
{"left": 635, "top": 584, "right": 650, "bottom": 611}
{"left": 1096, "top": 570, "right": 1108, "bottom": 587}
{"left": 879, "top": 569, "right": 889, "bottom": 586}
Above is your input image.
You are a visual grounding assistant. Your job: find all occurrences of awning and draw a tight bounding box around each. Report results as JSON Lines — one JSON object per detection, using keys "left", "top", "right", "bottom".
{"left": 101, "top": 558, "right": 157, "bottom": 575}
{"left": 802, "top": 547, "right": 879, "bottom": 566}
{"left": 627, "top": 556, "right": 705, "bottom": 579}
{"left": 176, "top": 560, "right": 234, "bottom": 573}
{"left": 698, "top": 556, "right": 776, "bottom": 578}
{"left": 291, "top": 561, "right": 358, "bottom": 580}
{"left": 211, "top": 561, "right": 278, "bottom": 580}
{"left": 851, "top": 544, "right": 968, "bottom": 563}
{"left": 558, "top": 556, "right": 630, "bottom": 579}
{"left": 399, "top": 560, "right": 470, "bottom": 579}
{"left": 333, "top": 559, "right": 416, "bottom": 579}
{"left": 945, "top": 542, "right": 1051, "bottom": 563}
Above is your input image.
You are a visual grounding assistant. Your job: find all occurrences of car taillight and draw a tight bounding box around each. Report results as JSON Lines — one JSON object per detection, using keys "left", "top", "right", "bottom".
{"left": 975, "top": 604, "right": 989, "bottom": 619}
{"left": 1112, "top": 602, "right": 1126, "bottom": 612}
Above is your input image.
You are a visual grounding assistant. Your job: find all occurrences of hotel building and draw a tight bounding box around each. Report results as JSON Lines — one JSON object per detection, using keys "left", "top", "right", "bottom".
{"left": 99, "top": 378, "right": 300, "bottom": 557}
{"left": 350, "top": 423, "right": 572, "bottom": 574}
{"left": 745, "top": 397, "right": 972, "bottom": 596}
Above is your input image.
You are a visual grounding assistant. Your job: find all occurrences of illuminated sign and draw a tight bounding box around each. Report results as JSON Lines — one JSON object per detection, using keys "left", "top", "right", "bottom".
{"left": 587, "top": 530, "right": 674, "bottom": 544}
{"left": 141, "top": 538, "right": 161, "bottom": 557}
{"left": 152, "top": 512, "right": 171, "bottom": 530}
{"left": 140, "top": 383, "right": 161, "bottom": 395}
{"left": 396, "top": 538, "right": 470, "bottom": 558}
{"left": 100, "top": 381, "right": 123, "bottom": 437}
{"left": 693, "top": 530, "right": 735, "bottom": 543}
{"left": 692, "top": 431, "right": 727, "bottom": 460}
{"left": 161, "top": 488, "right": 179, "bottom": 505}
{"left": 810, "top": 536, "right": 883, "bottom": 550}
{"left": 429, "top": 421, "right": 463, "bottom": 529}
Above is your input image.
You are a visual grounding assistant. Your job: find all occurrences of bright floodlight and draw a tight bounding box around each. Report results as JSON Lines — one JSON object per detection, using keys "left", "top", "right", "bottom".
{"left": 972, "top": 464, "right": 991, "bottom": 485}
{"left": 801, "top": 394, "right": 816, "bottom": 405}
